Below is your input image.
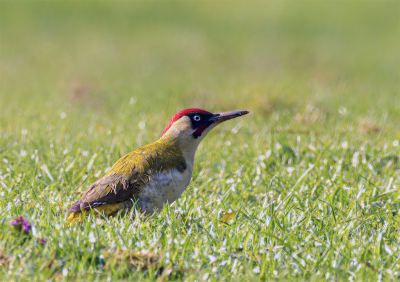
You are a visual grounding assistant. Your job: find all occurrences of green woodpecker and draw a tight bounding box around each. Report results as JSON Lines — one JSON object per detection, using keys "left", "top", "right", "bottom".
{"left": 66, "top": 108, "right": 249, "bottom": 226}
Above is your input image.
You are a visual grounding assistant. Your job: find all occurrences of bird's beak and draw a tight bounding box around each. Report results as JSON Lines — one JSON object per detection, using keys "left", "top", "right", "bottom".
{"left": 210, "top": 110, "right": 249, "bottom": 124}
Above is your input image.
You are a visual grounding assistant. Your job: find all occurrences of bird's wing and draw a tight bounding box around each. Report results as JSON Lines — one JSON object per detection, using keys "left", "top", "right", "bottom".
{"left": 67, "top": 141, "right": 186, "bottom": 213}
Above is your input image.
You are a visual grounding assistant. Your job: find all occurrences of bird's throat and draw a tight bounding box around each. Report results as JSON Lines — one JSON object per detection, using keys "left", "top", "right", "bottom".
{"left": 158, "top": 136, "right": 197, "bottom": 168}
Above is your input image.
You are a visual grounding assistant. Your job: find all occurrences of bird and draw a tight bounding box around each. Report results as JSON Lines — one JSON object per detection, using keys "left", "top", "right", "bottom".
{"left": 65, "top": 108, "right": 249, "bottom": 226}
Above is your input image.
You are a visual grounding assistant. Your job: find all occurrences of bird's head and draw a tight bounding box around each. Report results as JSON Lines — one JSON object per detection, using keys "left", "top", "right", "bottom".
{"left": 160, "top": 108, "right": 249, "bottom": 161}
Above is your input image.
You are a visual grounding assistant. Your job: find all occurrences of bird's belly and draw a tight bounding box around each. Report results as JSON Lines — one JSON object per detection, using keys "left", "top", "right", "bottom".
{"left": 136, "top": 168, "right": 192, "bottom": 214}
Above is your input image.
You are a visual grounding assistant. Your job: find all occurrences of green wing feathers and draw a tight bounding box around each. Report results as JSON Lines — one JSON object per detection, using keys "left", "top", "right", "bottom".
{"left": 66, "top": 140, "right": 186, "bottom": 223}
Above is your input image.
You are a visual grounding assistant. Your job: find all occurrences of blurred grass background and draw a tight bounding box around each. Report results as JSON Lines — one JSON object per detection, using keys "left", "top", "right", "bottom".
{"left": 1, "top": 1, "right": 399, "bottom": 126}
{"left": 1, "top": 1, "right": 399, "bottom": 160}
{"left": 1, "top": 1, "right": 400, "bottom": 281}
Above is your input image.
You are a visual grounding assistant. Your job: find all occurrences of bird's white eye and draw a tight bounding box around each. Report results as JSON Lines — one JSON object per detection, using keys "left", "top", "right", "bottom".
{"left": 193, "top": 115, "right": 201, "bottom": 121}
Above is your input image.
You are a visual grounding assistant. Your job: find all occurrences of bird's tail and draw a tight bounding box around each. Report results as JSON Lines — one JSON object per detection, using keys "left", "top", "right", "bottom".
{"left": 65, "top": 203, "right": 124, "bottom": 227}
{"left": 65, "top": 211, "right": 89, "bottom": 227}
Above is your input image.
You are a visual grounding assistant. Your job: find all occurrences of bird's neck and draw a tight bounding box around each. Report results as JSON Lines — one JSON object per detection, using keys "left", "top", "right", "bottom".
{"left": 159, "top": 135, "right": 199, "bottom": 168}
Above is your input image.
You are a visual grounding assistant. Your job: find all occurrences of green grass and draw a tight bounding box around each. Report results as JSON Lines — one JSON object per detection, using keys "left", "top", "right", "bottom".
{"left": 1, "top": 1, "right": 399, "bottom": 281}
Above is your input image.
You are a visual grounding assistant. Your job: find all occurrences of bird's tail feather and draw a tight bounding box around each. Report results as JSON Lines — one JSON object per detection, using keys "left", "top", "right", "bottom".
{"left": 65, "top": 211, "right": 89, "bottom": 227}
{"left": 65, "top": 203, "right": 124, "bottom": 227}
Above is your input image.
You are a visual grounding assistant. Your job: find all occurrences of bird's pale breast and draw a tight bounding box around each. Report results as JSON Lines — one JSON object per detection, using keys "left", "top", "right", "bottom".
{"left": 135, "top": 165, "right": 193, "bottom": 214}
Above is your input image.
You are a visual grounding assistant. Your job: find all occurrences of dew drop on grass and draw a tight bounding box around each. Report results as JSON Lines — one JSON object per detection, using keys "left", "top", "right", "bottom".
{"left": 385, "top": 245, "right": 393, "bottom": 255}
{"left": 230, "top": 259, "right": 238, "bottom": 273}
{"left": 40, "top": 164, "right": 54, "bottom": 181}
{"left": 352, "top": 152, "right": 359, "bottom": 167}
{"left": 209, "top": 255, "right": 217, "bottom": 263}
{"left": 66, "top": 161, "right": 75, "bottom": 172}
{"left": 89, "top": 231, "right": 96, "bottom": 243}
{"left": 226, "top": 178, "right": 234, "bottom": 184}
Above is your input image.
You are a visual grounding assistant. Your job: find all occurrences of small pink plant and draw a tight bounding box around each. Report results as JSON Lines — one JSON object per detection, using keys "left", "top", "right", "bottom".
{"left": 10, "top": 216, "right": 31, "bottom": 233}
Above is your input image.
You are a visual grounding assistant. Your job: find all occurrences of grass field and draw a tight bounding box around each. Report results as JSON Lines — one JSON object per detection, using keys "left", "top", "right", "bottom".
{"left": 1, "top": 1, "right": 399, "bottom": 281}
